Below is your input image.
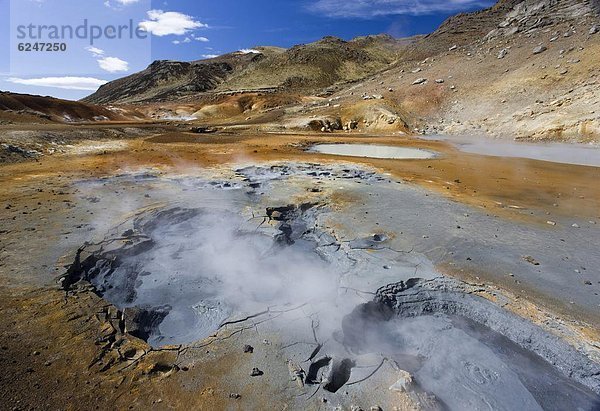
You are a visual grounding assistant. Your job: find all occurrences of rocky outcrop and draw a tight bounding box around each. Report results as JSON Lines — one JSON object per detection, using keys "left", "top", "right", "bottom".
{"left": 486, "top": 0, "right": 600, "bottom": 39}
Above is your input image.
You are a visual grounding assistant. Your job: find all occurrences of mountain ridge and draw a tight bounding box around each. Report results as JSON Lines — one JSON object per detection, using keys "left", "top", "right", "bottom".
{"left": 82, "top": 34, "right": 413, "bottom": 105}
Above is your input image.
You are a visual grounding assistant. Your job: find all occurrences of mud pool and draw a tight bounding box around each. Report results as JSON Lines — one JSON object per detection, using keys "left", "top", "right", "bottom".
{"left": 310, "top": 144, "right": 436, "bottom": 159}
{"left": 348, "top": 313, "right": 599, "bottom": 410}
{"left": 60, "top": 162, "right": 600, "bottom": 409}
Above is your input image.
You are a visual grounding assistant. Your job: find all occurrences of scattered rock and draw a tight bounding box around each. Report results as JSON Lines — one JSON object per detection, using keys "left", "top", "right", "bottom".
{"left": 589, "top": 25, "right": 598, "bottom": 35}
{"left": 498, "top": 49, "right": 508, "bottom": 59}
{"left": 250, "top": 367, "right": 263, "bottom": 377}
{"left": 523, "top": 255, "right": 540, "bottom": 266}
{"left": 287, "top": 360, "right": 305, "bottom": 388}
{"left": 243, "top": 344, "right": 254, "bottom": 353}
{"left": 435, "top": 79, "right": 445, "bottom": 84}
{"left": 229, "top": 393, "right": 241, "bottom": 399}
{"left": 1, "top": 143, "right": 40, "bottom": 158}
{"left": 412, "top": 78, "right": 427, "bottom": 85}
{"left": 533, "top": 45, "right": 547, "bottom": 55}
{"left": 190, "top": 126, "right": 217, "bottom": 134}
{"left": 389, "top": 370, "right": 414, "bottom": 393}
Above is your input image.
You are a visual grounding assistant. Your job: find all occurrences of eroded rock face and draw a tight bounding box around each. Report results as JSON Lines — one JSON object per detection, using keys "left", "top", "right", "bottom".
{"left": 489, "top": 0, "right": 600, "bottom": 39}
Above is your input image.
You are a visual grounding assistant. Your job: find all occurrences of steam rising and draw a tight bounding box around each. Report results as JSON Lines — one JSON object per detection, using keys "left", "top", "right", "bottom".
{"left": 70, "top": 165, "right": 600, "bottom": 408}
{"left": 79, "top": 190, "right": 342, "bottom": 346}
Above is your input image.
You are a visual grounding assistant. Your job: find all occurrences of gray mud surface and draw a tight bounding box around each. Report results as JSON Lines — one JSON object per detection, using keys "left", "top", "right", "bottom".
{"left": 60, "top": 162, "right": 600, "bottom": 410}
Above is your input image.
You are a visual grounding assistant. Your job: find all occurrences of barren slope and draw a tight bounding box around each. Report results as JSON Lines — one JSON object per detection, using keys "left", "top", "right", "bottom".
{"left": 218, "top": 35, "right": 413, "bottom": 92}
{"left": 83, "top": 35, "right": 414, "bottom": 105}
{"left": 0, "top": 91, "right": 138, "bottom": 124}
{"left": 295, "top": 0, "right": 600, "bottom": 142}
{"left": 81, "top": 51, "right": 268, "bottom": 105}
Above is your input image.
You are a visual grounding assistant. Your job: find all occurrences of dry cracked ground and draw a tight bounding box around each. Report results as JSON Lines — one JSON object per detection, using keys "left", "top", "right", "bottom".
{"left": 0, "top": 126, "right": 599, "bottom": 411}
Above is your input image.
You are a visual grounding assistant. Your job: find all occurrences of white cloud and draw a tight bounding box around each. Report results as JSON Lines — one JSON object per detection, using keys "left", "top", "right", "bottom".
{"left": 201, "top": 54, "right": 219, "bottom": 59}
{"left": 98, "top": 57, "right": 129, "bottom": 73}
{"left": 173, "top": 37, "right": 197, "bottom": 45}
{"left": 238, "top": 49, "right": 261, "bottom": 54}
{"left": 85, "top": 47, "right": 129, "bottom": 73}
{"left": 139, "top": 10, "right": 207, "bottom": 36}
{"left": 195, "top": 36, "right": 209, "bottom": 42}
{"left": 104, "top": 0, "right": 141, "bottom": 8}
{"left": 6, "top": 77, "right": 108, "bottom": 91}
{"left": 309, "top": 0, "right": 493, "bottom": 18}
{"left": 85, "top": 46, "right": 105, "bottom": 57}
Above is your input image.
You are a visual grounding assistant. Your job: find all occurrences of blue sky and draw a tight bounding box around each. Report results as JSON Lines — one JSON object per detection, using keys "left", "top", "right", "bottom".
{"left": 0, "top": 0, "right": 494, "bottom": 101}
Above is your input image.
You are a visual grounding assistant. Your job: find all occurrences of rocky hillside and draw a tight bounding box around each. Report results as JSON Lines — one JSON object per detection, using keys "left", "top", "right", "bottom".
{"left": 411, "top": 0, "right": 599, "bottom": 59}
{"left": 83, "top": 35, "right": 413, "bottom": 105}
{"left": 285, "top": 0, "right": 600, "bottom": 142}
{"left": 218, "top": 35, "right": 413, "bottom": 92}
{"left": 82, "top": 51, "right": 265, "bottom": 105}
{"left": 400, "top": 0, "right": 525, "bottom": 61}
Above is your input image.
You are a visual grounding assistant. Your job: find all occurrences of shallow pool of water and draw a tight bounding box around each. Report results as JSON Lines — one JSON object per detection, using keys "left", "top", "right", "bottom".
{"left": 310, "top": 144, "right": 435, "bottom": 159}
{"left": 423, "top": 135, "right": 600, "bottom": 167}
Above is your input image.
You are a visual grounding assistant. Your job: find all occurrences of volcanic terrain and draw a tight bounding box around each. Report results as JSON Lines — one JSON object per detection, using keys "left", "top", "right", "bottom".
{"left": 1, "top": 1, "right": 600, "bottom": 410}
